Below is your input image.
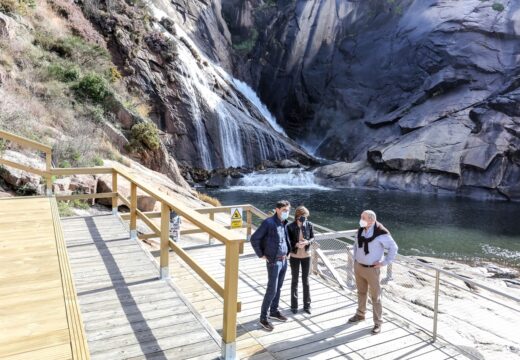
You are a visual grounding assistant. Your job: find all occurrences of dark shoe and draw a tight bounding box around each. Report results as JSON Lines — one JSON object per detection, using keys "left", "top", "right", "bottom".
{"left": 269, "top": 312, "right": 288, "bottom": 322}
{"left": 371, "top": 324, "right": 381, "bottom": 335}
{"left": 348, "top": 314, "right": 365, "bottom": 323}
{"left": 259, "top": 319, "right": 274, "bottom": 332}
{"left": 291, "top": 308, "right": 298, "bottom": 314}
{"left": 304, "top": 308, "right": 311, "bottom": 314}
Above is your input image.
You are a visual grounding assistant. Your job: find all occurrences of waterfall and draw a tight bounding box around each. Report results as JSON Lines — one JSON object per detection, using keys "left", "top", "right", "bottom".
{"left": 174, "top": 58, "right": 213, "bottom": 169}
{"left": 148, "top": 2, "right": 293, "bottom": 169}
{"left": 225, "top": 169, "right": 330, "bottom": 192}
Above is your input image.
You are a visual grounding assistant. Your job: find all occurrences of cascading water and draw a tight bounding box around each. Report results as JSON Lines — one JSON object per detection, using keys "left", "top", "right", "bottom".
{"left": 225, "top": 169, "right": 330, "bottom": 192}
{"left": 149, "top": 2, "right": 295, "bottom": 170}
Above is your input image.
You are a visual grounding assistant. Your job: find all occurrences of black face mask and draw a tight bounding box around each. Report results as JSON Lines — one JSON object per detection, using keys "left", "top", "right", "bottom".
{"left": 299, "top": 216, "right": 306, "bottom": 223}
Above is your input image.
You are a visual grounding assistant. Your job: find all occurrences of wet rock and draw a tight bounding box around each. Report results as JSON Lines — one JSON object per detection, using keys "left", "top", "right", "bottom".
{"left": 229, "top": 0, "right": 520, "bottom": 200}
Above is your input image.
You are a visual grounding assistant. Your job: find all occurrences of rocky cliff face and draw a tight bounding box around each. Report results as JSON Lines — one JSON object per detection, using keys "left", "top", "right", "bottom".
{"left": 81, "top": 0, "right": 311, "bottom": 171}
{"left": 225, "top": 0, "right": 520, "bottom": 200}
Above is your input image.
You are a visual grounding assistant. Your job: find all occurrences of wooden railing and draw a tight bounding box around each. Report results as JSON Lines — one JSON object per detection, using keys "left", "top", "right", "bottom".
{"left": 0, "top": 129, "right": 245, "bottom": 359}
{"left": 0, "top": 130, "right": 53, "bottom": 194}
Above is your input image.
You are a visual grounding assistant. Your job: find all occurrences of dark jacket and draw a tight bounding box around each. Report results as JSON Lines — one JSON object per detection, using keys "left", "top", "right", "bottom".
{"left": 287, "top": 221, "right": 315, "bottom": 254}
{"left": 251, "top": 214, "right": 291, "bottom": 261}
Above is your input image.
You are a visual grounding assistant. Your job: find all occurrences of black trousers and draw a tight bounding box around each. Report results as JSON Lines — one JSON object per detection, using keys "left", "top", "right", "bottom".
{"left": 289, "top": 256, "right": 311, "bottom": 310}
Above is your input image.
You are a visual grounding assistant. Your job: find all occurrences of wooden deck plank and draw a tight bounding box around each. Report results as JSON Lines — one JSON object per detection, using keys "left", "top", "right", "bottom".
{"left": 156, "top": 237, "right": 471, "bottom": 360}
{"left": 0, "top": 197, "right": 89, "bottom": 360}
{"left": 61, "top": 215, "right": 221, "bottom": 360}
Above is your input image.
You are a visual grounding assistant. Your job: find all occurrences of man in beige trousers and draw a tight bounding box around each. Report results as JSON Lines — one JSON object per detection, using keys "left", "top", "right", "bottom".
{"left": 348, "top": 210, "right": 398, "bottom": 334}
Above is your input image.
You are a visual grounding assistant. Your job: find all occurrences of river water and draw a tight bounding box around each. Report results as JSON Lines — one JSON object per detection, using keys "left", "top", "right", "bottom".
{"left": 201, "top": 181, "right": 520, "bottom": 268}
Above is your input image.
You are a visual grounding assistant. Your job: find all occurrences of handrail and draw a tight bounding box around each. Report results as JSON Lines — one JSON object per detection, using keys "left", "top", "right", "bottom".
{"left": 0, "top": 129, "right": 244, "bottom": 359}
{"left": 0, "top": 129, "right": 53, "bottom": 194}
{"left": 0, "top": 129, "right": 52, "bottom": 153}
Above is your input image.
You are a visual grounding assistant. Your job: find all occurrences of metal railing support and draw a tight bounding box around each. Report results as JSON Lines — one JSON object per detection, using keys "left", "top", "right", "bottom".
{"left": 209, "top": 212, "right": 215, "bottom": 245}
{"left": 347, "top": 246, "right": 354, "bottom": 288}
{"left": 433, "top": 269, "right": 440, "bottom": 342}
{"left": 246, "top": 208, "right": 252, "bottom": 241}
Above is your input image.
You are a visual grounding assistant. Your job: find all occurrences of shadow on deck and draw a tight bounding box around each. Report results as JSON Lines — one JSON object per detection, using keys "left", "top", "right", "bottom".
{"left": 61, "top": 214, "right": 221, "bottom": 360}
{"left": 159, "top": 241, "right": 471, "bottom": 360}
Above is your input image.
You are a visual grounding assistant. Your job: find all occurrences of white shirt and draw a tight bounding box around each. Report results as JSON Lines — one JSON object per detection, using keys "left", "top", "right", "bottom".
{"left": 353, "top": 224, "right": 398, "bottom": 266}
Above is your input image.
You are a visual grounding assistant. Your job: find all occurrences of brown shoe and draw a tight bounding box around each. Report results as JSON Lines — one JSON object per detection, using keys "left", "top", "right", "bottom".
{"left": 371, "top": 324, "right": 381, "bottom": 334}
{"left": 348, "top": 314, "right": 365, "bottom": 323}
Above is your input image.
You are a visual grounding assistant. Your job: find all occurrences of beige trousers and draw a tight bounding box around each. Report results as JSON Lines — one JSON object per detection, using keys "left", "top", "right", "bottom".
{"left": 354, "top": 261, "right": 383, "bottom": 325}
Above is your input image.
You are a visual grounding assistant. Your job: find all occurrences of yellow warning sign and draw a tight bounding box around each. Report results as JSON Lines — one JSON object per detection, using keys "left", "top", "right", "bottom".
{"left": 230, "top": 207, "right": 243, "bottom": 229}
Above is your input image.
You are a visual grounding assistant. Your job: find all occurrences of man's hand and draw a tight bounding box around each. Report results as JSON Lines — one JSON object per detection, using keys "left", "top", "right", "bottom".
{"left": 373, "top": 261, "right": 384, "bottom": 268}
{"left": 261, "top": 256, "right": 267, "bottom": 260}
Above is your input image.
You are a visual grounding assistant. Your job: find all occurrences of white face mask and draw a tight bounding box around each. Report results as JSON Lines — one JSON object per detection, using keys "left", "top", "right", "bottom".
{"left": 281, "top": 211, "right": 289, "bottom": 220}
{"left": 359, "top": 219, "right": 368, "bottom": 228}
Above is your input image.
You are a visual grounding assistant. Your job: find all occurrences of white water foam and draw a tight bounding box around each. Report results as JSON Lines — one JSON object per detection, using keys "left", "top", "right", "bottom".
{"left": 221, "top": 169, "right": 331, "bottom": 192}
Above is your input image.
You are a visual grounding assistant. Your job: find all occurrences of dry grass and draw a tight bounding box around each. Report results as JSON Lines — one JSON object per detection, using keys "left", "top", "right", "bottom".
{"left": 195, "top": 191, "right": 222, "bottom": 207}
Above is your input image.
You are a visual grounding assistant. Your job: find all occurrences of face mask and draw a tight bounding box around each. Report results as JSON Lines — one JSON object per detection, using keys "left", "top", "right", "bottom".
{"left": 359, "top": 219, "right": 368, "bottom": 228}
{"left": 299, "top": 216, "right": 306, "bottom": 223}
{"left": 281, "top": 211, "right": 289, "bottom": 220}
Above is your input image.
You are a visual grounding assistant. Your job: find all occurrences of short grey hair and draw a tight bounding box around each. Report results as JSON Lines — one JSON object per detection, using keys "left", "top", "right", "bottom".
{"left": 362, "top": 210, "right": 377, "bottom": 222}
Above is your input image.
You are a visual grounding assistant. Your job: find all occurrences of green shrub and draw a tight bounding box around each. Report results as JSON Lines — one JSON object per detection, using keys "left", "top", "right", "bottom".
{"left": 492, "top": 2, "right": 504, "bottom": 11}
{"left": 0, "top": 139, "right": 6, "bottom": 155}
{"left": 0, "top": 0, "right": 17, "bottom": 13}
{"left": 73, "top": 73, "right": 109, "bottom": 103}
{"left": 0, "top": 0, "right": 35, "bottom": 14}
{"left": 48, "top": 63, "right": 80, "bottom": 82}
{"left": 232, "top": 29, "right": 258, "bottom": 54}
{"left": 108, "top": 67, "right": 122, "bottom": 83}
{"left": 129, "top": 122, "right": 160, "bottom": 151}
{"left": 92, "top": 155, "right": 104, "bottom": 166}
{"left": 58, "top": 160, "right": 71, "bottom": 168}
{"left": 58, "top": 201, "right": 74, "bottom": 216}
{"left": 15, "top": 183, "right": 37, "bottom": 196}
{"left": 34, "top": 34, "right": 109, "bottom": 64}
{"left": 71, "top": 199, "right": 90, "bottom": 210}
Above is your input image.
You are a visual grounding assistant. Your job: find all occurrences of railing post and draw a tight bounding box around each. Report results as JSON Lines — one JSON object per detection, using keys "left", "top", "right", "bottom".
{"left": 208, "top": 212, "right": 214, "bottom": 245}
{"left": 347, "top": 245, "right": 354, "bottom": 288}
{"left": 45, "top": 150, "right": 52, "bottom": 196}
{"left": 160, "top": 202, "right": 170, "bottom": 280}
{"left": 111, "top": 169, "right": 118, "bottom": 215}
{"left": 311, "top": 242, "right": 319, "bottom": 275}
{"left": 130, "top": 182, "right": 137, "bottom": 240}
{"left": 382, "top": 262, "right": 393, "bottom": 284}
{"left": 433, "top": 269, "right": 440, "bottom": 342}
{"left": 246, "top": 208, "right": 252, "bottom": 241}
{"left": 222, "top": 240, "right": 240, "bottom": 360}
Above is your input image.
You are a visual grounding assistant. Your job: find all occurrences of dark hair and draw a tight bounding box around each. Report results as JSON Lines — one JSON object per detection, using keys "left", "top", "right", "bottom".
{"left": 276, "top": 200, "right": 290, "bottom": 209}
{"left": 295, "top": 205, "right": 309, "bottom": 219}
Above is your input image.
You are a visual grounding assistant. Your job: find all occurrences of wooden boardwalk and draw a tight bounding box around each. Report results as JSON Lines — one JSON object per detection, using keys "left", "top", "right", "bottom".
{"left": 160, "top": 241, "right": 470, "bottom": 360}
{"left": 61, "top": 214, "right": 221, "bottom": 360}
{"left": 0, "top": 197, "right": 88, "bottom": 360}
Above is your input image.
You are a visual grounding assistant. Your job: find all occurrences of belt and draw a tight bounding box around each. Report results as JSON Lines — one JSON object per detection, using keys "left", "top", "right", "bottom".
{"left": 276, "top": 255, "right": 287, "bottom": 260}
{"left": 358, "top": 262, "right": 375, "bottom": 268}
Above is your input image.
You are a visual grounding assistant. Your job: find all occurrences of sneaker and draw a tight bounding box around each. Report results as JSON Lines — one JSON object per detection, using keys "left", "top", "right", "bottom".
{"left": 259, "top": 319, "right": 274, "bottom": 331}
{"left": 269, "top": 312, "right": 288, "bottom": 322}
{"left": 291, "top": 308, "right": 298, "bottom": 314}
{"left": 304, "top": 308, "right": 311, "bottom": 315}
{"left": 348, "top": 314, "right": 365, "bottom": 323}
{"left": 371, "top": 324, "right": 381, "bottom": 335}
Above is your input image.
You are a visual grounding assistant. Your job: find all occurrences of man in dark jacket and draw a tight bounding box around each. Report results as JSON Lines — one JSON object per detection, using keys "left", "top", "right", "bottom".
{"left": 251, "top": 200, "right": 292, "bottom": 331}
